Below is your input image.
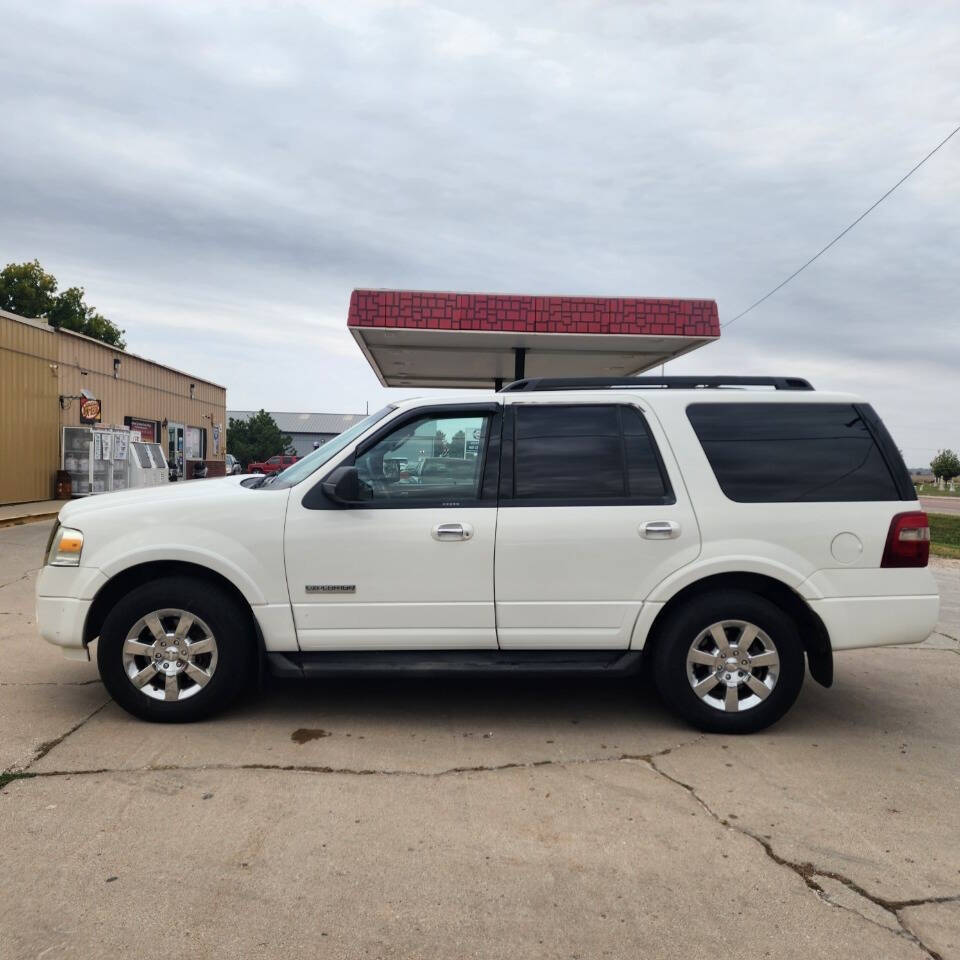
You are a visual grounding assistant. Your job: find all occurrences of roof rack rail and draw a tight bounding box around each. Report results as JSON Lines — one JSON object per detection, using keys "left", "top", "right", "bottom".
{"left": 499, "top": 376, "right": 814, "bottom": 393}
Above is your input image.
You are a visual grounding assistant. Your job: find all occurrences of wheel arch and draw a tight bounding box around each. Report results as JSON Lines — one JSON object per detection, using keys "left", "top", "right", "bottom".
{"left": 642, "top": 572, "right": 833, "bottom": 687}
{"left": 83, "top": 560, "right": 264, "bottom": 663}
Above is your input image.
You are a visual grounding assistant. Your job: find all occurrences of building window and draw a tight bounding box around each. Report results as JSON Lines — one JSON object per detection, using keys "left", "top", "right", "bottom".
{"left": 124, "top": 417, "right": 160, "bottom": 443}
{"left": 185, "top": 426, "right": 207, "bottom": 461}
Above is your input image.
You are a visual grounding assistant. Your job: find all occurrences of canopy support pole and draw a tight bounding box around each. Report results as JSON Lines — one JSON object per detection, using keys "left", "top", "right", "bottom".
{"left": 513, "top": 347, "right": 526, "bottom": 382}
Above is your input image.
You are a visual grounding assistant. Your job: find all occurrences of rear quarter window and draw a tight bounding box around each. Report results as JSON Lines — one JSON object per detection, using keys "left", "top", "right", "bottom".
{"left": 686, "top": 402, "right": 906, "bottom": 503}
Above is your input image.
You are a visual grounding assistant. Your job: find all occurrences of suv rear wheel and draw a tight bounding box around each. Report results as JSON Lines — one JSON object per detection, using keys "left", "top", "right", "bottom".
{"left": 97, "top": 576, "right": 255, "bottom": 723}
{"left": 652, "top": 590, "right": 805, "bottom": 734}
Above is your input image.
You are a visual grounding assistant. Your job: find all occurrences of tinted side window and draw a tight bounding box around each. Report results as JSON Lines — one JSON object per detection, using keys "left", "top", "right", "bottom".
{"left": 515, "top": 406, "right": 623, "bottom": 499}
{"left": 512, "top": 405, "right": 670, "bottom": 502}
{"left": 621, "top": 406, "right": 669, "bottom": 499}
{"left": 687, "top": 403, "right": 901, "bottom": 502}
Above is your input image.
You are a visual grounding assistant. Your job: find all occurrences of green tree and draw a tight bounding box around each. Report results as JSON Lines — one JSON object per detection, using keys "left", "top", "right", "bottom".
{"left": 227, "top": 410, "right": 293, "bottom": 468}
{"left": 0, "top": 259, "right": 56, "bottom": 319}
{"left": 0, "top": 259, "right": 126, "bottom": 349}
{"left": 930, "top": 449, "right": 960, "bottom": 481}
{"left": 448, "top": 429, "right": 466, "bottom": 458}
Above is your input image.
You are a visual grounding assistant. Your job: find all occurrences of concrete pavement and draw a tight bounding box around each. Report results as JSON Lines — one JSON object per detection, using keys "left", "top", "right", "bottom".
{"left": 2, "top": 521, "right": 959, "bottom": 959}
{"left": 922, "top": 495, "right": 960, "bottom": 516}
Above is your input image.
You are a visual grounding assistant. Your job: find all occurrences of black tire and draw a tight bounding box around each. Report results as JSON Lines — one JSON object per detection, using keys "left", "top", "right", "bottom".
{"left": 97, "top": 576, "right": 255, "bottom": 723}
{"left": 651, "top": 590, "right": 805, "bottom": 734}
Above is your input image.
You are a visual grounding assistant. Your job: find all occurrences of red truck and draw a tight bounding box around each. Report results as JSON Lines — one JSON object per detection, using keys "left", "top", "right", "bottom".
{"left": 246, "top": 453, "right": 299, "bottom": 475}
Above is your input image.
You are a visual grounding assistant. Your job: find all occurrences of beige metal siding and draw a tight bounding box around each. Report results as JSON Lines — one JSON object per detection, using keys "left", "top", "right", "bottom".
{"left": 0, "top": 313, "right": 59, "bottom": 504}
{"left": 57, "top": 333, "right": 227, "bottom": 458}
{"left": 1, "top": 310, "right": 227, "bottom": 505}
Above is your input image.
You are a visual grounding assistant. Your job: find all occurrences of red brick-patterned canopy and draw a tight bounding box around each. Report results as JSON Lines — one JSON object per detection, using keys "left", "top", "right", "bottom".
{"left": 348, "top": 289, "right": 719, "bottom": 388}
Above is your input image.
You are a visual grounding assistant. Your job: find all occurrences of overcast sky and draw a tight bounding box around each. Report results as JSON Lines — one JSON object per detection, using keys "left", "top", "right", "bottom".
{"left": 2, "top": 0, "right": 957, "bottom": 465}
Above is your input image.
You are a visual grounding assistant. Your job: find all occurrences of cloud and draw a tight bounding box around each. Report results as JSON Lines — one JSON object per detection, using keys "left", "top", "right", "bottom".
{"left": 1, "top": 0, "right": 957, "bottom": 461}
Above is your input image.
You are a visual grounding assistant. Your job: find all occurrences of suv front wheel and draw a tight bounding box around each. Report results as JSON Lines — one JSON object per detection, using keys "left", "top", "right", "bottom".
{"left": 97, "top": 576, "right": 255, "bottom": 723}
{"left": 652, "top": 590, "right": 805, "bottom": 734}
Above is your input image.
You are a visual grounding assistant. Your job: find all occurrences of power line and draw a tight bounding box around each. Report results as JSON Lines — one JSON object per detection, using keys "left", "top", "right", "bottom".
{"left": 722, "top": 122, "right": 960, "bottom": 329}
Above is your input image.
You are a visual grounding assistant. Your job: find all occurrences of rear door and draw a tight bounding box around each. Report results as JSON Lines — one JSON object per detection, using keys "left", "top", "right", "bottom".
{"left": 494, "top": 400, "right": 700, "bottom": 648}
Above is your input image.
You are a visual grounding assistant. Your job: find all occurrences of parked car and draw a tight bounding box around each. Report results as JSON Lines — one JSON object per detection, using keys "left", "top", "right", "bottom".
{"left": 36, "top": 376, "right": 938, "bottom": 732}
{"left": 225, "top": 454, "right": 241, "bottom": 475}
{"left": 247, "top": 453, "right": 298, "bottom": 475}
{"left": 406, "top": 457, "right": 479, "bottom": 487}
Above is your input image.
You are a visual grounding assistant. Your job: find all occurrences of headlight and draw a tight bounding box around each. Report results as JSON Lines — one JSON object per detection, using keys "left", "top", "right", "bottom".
{"left": 47, "top": 526, "right": 84, "bottom": 566}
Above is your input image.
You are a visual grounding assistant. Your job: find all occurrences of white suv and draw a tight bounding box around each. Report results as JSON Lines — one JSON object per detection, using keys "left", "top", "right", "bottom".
{"left": 36, "top": 376, "right": 939, "bottom": 733}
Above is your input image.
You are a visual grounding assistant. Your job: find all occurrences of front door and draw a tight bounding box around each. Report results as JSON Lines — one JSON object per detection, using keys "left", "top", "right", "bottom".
{"left": 494, "top": 400, "right": 700, "bottom": 648}
{"left": 167, "top": 422, "right": 184, "bottom": 478}
{"left": 283, "top": 404, "right": 501, "bottom": 650}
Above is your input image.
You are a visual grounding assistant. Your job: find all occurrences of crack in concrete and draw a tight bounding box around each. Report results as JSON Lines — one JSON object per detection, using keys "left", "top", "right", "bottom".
{"left": 641, "top": 754, "right": 956, "bottom": 960}
{"left": 7, "top": 729, "right": 956, "bottom": 955}
{"left": 29, "top": 700, "right": 112, "bottom": 768}
{"left": 1, "top": 699, "right": 112, "bottom": 785}
{"left": 0, "top": 679, "right": 102, "bottom": 687}
{"left": 0, "top": 738, "right": 704, "bottom": 786}
{"left": 0, "top": 567, "right": 40, "bottom": 591}
{"left": 898, "top": 643, "right": 960, "bottom": 657}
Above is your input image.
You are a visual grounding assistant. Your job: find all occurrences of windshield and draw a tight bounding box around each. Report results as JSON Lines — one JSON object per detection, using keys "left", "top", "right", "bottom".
{"left": 264, "top": 406, "right": 396, "bottom": 489}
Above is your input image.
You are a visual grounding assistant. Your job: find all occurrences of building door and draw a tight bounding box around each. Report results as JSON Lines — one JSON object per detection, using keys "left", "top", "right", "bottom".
{"left": 494, "top": 401, "right": 700, "bottom": 648}
{"left": 167, "top": 422, "right": 184, "bottom": 478}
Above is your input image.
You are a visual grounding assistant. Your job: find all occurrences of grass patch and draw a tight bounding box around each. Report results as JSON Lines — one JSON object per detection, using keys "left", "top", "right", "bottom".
{"left": 0, "top": 771, "right": 37, "bottom": 791}
{"left": 929, "top": 513, "right": 960, "bottom": 559}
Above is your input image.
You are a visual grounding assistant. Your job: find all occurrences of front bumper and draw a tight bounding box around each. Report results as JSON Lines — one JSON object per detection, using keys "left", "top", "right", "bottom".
{"left": 35, "top": 565, "right": 108, "bottom": 659}
{"left": 36, "top": 596, "right": 94, "bottom": 660}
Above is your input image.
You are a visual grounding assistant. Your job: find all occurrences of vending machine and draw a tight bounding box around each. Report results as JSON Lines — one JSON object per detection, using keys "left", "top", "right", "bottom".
{"left": 61, "top": 427, "right": 133, "bottom": 496}
{"left": 62, "top": 426, "right": 93, "bottom": 496}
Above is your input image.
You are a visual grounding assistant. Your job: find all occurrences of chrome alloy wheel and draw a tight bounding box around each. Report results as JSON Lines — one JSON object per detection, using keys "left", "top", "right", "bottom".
{"left": 122, "top": 609, "right": 218, "bottom": 702}
{"left": 685, "top": 620, "right": 780, "bottom": 713}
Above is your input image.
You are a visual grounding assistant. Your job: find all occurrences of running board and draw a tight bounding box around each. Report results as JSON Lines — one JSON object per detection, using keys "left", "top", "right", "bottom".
{"left": 267, "top": 650, "right": 643, "bottom": 679}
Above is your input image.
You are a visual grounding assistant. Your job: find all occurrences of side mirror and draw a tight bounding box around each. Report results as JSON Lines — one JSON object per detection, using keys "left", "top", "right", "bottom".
{"left": 321, "top": 465, "right": 364, "bottom": 505}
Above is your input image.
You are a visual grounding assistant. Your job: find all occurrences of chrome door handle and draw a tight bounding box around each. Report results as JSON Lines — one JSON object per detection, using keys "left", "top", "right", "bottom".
{"left": 640, "top": 520, "right": 680, "bottom": 540}
{"left": 432, "top": 522, "right": 474, "bottom": 542}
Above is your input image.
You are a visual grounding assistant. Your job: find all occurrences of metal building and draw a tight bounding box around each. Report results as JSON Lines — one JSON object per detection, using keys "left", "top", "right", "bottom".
{"left": 227, "top": 410, "right": 367, "bottom": 458}
{"left": 0, "top": 308, "right": 227, "bottom": 505}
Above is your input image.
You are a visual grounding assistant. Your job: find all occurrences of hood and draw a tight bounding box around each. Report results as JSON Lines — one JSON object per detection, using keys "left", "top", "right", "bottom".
{"left": 59, "top": 475, "right": 254, "bottom": 525}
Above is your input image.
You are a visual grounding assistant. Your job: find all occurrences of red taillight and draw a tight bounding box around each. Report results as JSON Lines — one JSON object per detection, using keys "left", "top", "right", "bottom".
{"left": 881, "top": 512, "right": 930, "bottom": 568}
